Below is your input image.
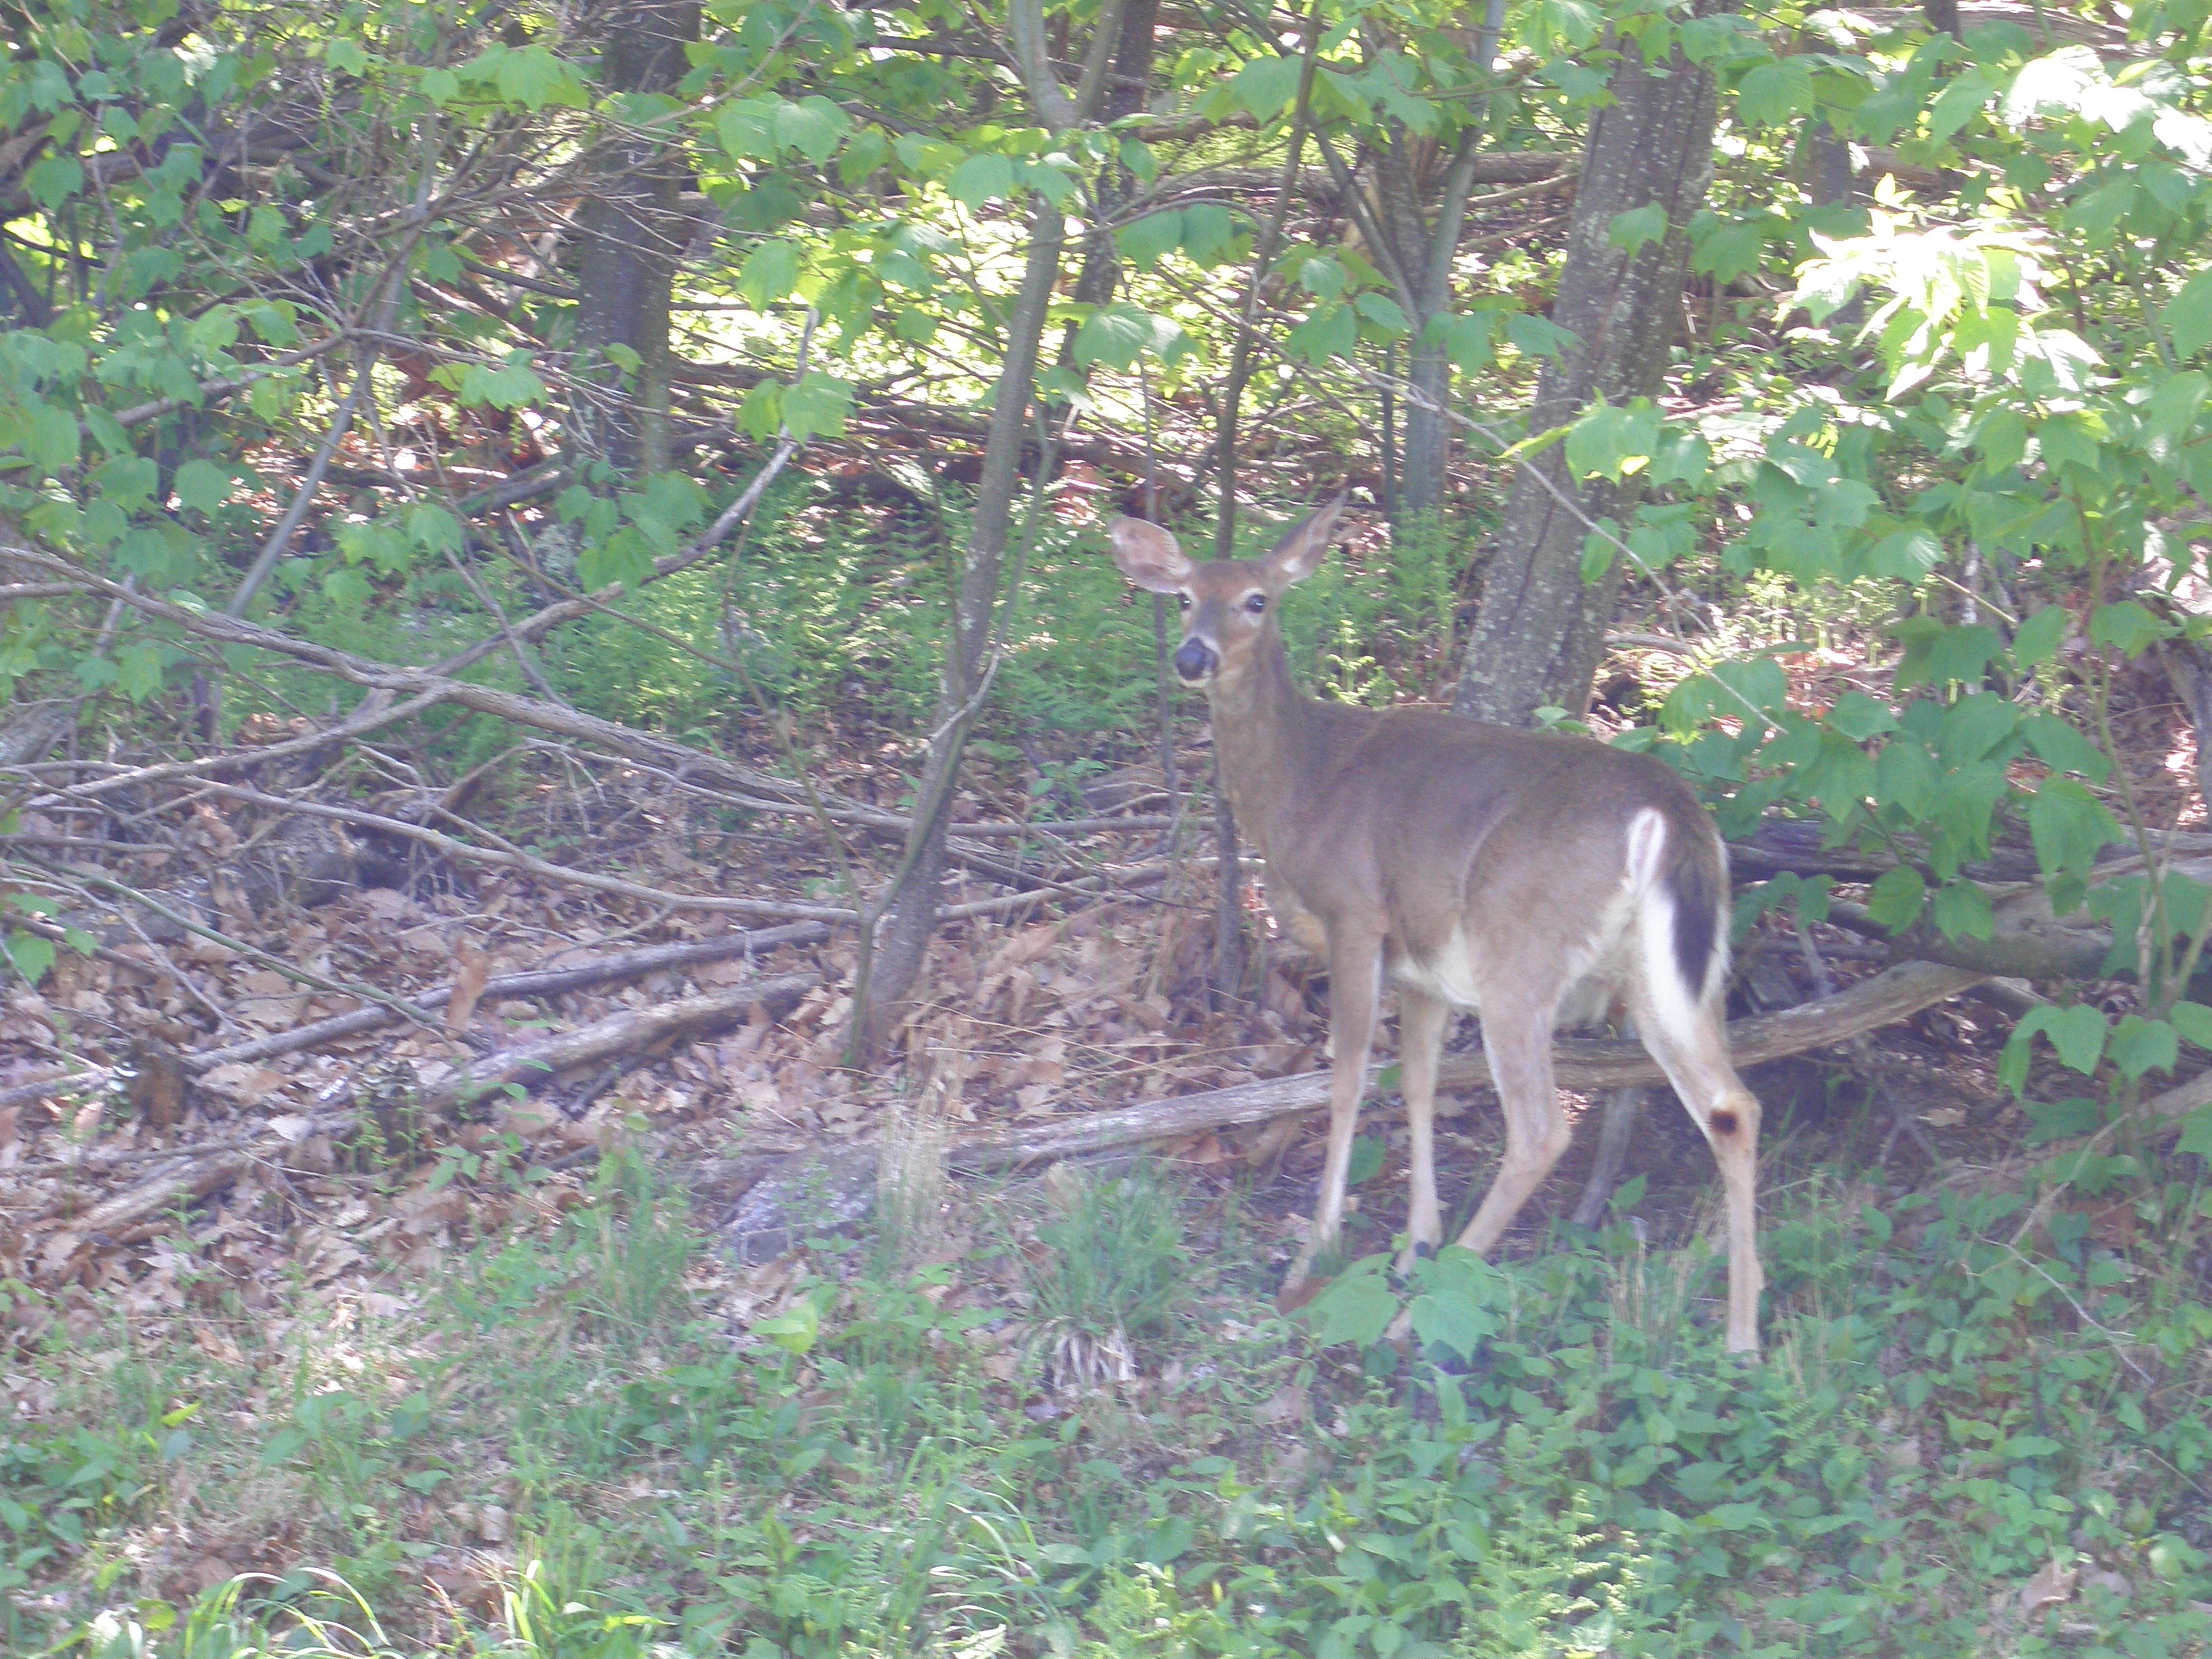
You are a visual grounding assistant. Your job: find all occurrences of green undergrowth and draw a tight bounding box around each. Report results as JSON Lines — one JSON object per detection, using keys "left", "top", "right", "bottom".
{"left": 8, "top": 1153, "right": 2211, "bottom": 1659}
{"left": 235, "top": 483, "right": 1475, "bottom": 783}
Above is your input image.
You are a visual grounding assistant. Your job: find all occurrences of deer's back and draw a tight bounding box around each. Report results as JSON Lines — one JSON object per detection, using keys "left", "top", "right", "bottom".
{"left": 1261, "top": 707, "right": 1717, "bottom": 1013}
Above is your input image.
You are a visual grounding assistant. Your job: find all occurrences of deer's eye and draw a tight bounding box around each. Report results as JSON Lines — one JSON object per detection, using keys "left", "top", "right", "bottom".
{"left": 1176, "top": 593, "right": 1192, "bottom": 611}
{"left": 1244, "top": 593, "right": 1268, "bottom": 614}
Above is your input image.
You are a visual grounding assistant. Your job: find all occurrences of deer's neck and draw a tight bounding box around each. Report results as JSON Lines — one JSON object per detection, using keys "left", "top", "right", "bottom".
{"left": 1205, "top": 634, "right": 1326, "bottom": 856}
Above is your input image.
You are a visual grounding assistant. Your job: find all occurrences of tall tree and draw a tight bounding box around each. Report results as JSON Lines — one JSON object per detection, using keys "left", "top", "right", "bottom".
{"left": 1452, "top": 7, "right": 1731, "bottom": 728}
{"left": 854, "top": 0, "right": 1130, "bottom": 1058}
{"left": 569, "top": 0, "right": 701, "bottom": 478}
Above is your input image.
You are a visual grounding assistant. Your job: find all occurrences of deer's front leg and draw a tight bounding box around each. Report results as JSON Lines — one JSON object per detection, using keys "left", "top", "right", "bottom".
{"left": 1280, "top": 930, "right": 1381, "bottom": 1305}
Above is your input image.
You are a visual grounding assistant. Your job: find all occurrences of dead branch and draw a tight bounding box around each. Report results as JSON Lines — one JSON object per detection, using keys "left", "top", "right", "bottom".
{"left": 38, "top": 970, "right": 820, "bottom": 1237}
{"left": 411, "top": 970, "right": 819, "bottom": 1114}
{"left": 726, "top": 961, "right": 1988, "bottom": 1257}
{"left": 184, "top": 920, "right": 830, "bottom": 1070}
{"left": 172, "top": 781, "right": 861, "bottom": 922}
{"left": 943, "top": 960, "right": 1988, "bottom": 1168}
{"left": 18, "top": 851, "right": 447, "bottom": 1033}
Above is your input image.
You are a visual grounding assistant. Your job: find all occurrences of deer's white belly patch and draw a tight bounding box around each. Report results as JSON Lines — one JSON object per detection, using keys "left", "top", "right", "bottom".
{"left": 1391, "top": 930, "right": 1484, "bottom": 1009}
{"left": 1392, "top": 893, "right": 1641, "bottom": 1027}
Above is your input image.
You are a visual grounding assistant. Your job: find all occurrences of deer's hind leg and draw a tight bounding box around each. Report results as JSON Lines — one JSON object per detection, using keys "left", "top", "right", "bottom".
{"left": 1396, "top": 984, "right": 1451, "bottom": 1272}
{"left": 1631, "top": 994, "right": 1765, "bottom": 1355}
{"left": 1450, "top": 999, "right": 1574, "bottom": 1258}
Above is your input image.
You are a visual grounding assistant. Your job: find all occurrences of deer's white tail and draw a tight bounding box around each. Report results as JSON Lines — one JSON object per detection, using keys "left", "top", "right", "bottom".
{"left": 1626, "top": 806, "right": 1729, "bottom": 1031}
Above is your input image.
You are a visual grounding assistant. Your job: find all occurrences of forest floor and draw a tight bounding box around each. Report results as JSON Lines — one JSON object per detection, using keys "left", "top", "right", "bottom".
{"left": 3, "top": 479, "right": 2212, "bottom": 1655}
{"left": 3, "top": 726, "right": 2211, "bottom": 1658}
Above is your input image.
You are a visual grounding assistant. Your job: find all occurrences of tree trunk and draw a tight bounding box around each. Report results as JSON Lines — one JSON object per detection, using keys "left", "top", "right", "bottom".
{"left": 856, "top": 210, "right": 1069, "bottom": 1057}
{"left": 853, "top": 0, "right": 1128, "bottom": 1058}
{"left": 1452, "top": 12, "right": 1728, "bottom": 728}
{"left": 1393, "top": 132, "right": 1484, "bottom": 521}
{"left": 1067, "top": 0, "right": 1161, "bottom": 310}
{"left": 570, "top": 0, "right": 699, "bottom": 478}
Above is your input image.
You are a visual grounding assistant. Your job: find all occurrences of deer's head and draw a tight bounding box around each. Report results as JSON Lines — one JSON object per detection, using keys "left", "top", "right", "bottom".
{"left": 1108, "top": 496, "right": 1349, "bottom": 689}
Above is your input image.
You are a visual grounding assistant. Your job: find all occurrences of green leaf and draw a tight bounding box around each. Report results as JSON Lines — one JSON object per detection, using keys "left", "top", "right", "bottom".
{"left": 2146, "top": 371, "right": 2209, "bottom": 445}
{"left": 2178, "top": 1105, "right": 2212, "bottom": 1158}
{"left": 1927, "top": 62, "right": 1998, "bottom": 139}
{"left": 1406, "top": 1250, "right": 1505, "bottom": 1361}
{"left": 1875, "top": 737, "right": 1939, "bottom": 819}
{"left": 1826, "top": 691, "right": 1897, "bottom": 742}
{"left": 456, "top": 356, "right": 545, "bottom": 411}
{"left": 406, "top": 504, "right": 464, "bottom": 555}
{"left": 492, "top": 45, "right": 579, "bottom": 110}
{"left": 775, "top": 98, "right": 848, "bottom": 164}
{"left": 26, "top": 154, "right": 84, "bottom": 211}
{"left": 2028, "top": 777, "right": 2123, "bottom": 878}
{"left": 2019, "top": 713, "right": 2108, "bottom": 781}
{"left": 2037, "top": 413, "right": 2102, "bottom": 474}
{"left": 837, "top": 125, "right": 890, "bottom": 188}
{"left": 1607, "top": 203, "right": 1668, "bottom": 256}
{"left": 23, "top": 401, "right": 81, "bottom": 472}
{"left": 1300, "top": 1256, "right": 1397, "bottom": 1349}
{"left": 1540, "top": 0, "right": 1602, "bottom": 49}
{"left": 1505, "top": 313, "right": 1579, "bottom": 360}
{"left": 1689, "top": 213, "right": 1763, "bottom": 284}
{"left": 326, "top": 36, "right": 369, "bottom": 75}
{"left": 1352, "top": 292, "right": 1410, "bottom": 335}
{"left": 1181, "top": 203, "right": 1233, "bottom": 264}
{"left": 1073, "top": 302, "right": 1158, "bottom": 370}
{"left": 171, "top": 459, "right": 232, "bottom": 515}
{"left": 2169, "top": 1001, "right": 2212, "bottom": 1050}
{"left": 2169, "top": 269, "right": 2212, "bottom": 361}
{"left": 2087, "top": 600, "right": 2168, "bottom": 657}
{"left": 1116, "top": 209, "right": 1183, "bottom": 270}
{"left": 2008, "top": 1003, "right": 2110, "bottom": 1085}
{"left": 1229, "top": 54, "right": 1304, "bottom": 120}
{"left": 1862, "top": 529, "right": 1942, "bottom": 581}
{"left": 1296, "top": 254, "right": 1345, "bottom": 300}
{"left": 949, "top": 153, "right": 1017, "bottom": 209}
{"left": 1894, "top": 619, "right": 2003, "bottom": 689}
{"left": 5, "top": 930, "right": 55, "bottom": 985}
{"left": 752, "top": 1296, "right": 819, "bottom": 1355}
{"left": 1866, "top": 865, "right": 1927, "bottom": 932}
{"left": 419, "top": 66, "right": 459, "bottom": 104}
{"left": 1932, "top": 880, "right": 1994, "bottom": 941}
{"left": 739, "top": 239, "right": 804, "bottom": 309}
{"left": 1425, "top": 311, "right": 1499, "bottom": 374}
{"left": 1286, "top": 302, "right": 1356, "bottom": 365}
{"left": 1738, "top": 57, "right": 1814, "bottom": 127}
{"left": 2010, "top": 604, "right": 2068, "bottom": 672}
{"left": 115, "top": 641, "right": 164, "bottom": 701}
{"left": 781, "top": 371, "right": 852, "bottom": 439}
{"left": 2108, "top": 1016, "right": 2178, "bottom": 1082}
{"left": 1565, "top": 400, "right": 1661, "bottom": 482}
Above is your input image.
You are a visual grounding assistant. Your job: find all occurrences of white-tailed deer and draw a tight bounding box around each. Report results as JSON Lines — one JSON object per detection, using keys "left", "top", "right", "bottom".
{"left": 1111, "top": 497, "right": 1765, "bottom": 1354}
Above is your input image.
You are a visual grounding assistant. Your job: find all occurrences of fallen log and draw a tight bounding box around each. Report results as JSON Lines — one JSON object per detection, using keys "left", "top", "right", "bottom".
{"left": 950, "top": 960, "right": 1988, "bottom": 1168}
{"left": 726, "top": 961, "right": 1986, "bottom": 1259}
{"left": 184, "top": 922, "right": 830, "bottom": 1071}
{"left": 411, "top": 970, "right": 818, "bottom": 1113}
{"left": 34, "top": 970, "right": 819, "bottom": 1241}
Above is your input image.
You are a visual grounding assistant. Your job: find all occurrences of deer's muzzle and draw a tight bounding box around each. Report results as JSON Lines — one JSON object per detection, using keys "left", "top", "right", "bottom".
{"left": 1173, "top": 638, "right": 1218, "bottom": 682}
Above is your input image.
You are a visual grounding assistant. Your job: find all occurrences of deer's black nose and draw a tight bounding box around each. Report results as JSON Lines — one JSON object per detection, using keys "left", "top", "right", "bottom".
{"left": 1173, "top": 639, "right": 1218, "bottom": 682}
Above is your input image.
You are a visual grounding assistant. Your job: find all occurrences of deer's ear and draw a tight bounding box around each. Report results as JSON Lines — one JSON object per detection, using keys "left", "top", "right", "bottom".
{"left": 1109, "top": 517, "right": 1195, "bottom": 593}
{"left": 1262, "top": 494, "right": 1349, "bottom": 585}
